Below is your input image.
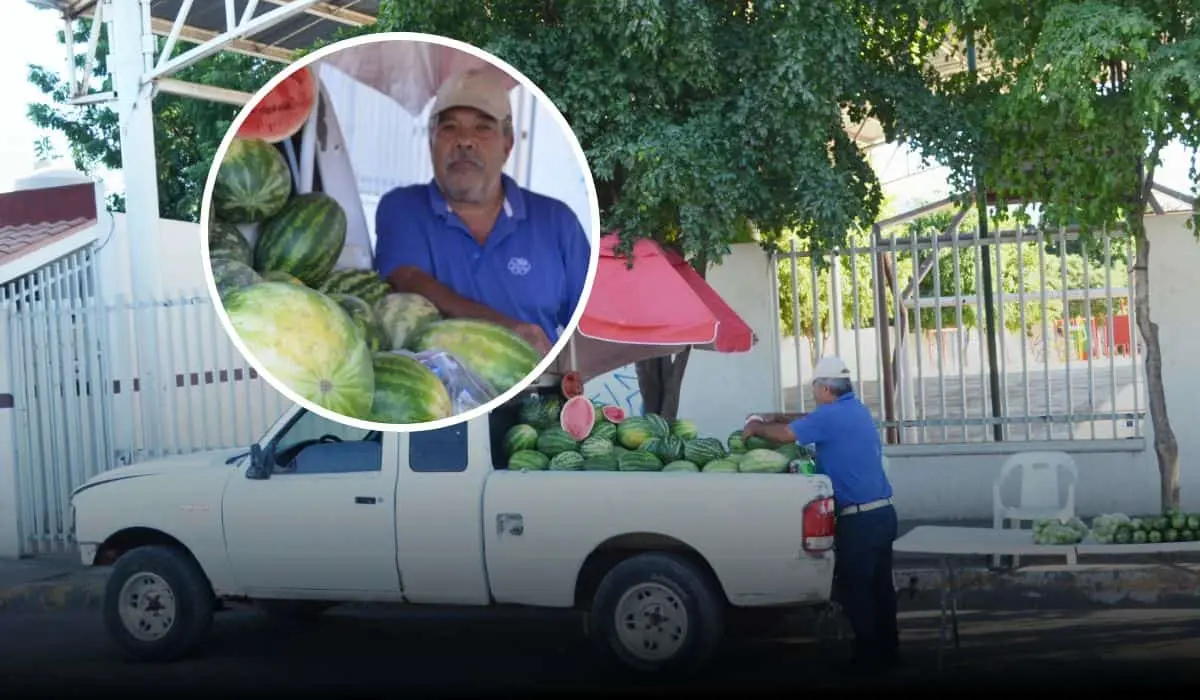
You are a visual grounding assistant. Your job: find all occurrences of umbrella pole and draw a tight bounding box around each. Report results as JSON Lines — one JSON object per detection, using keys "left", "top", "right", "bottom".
{"left": 569, "top": 335, "right": 579, "bottom": 372}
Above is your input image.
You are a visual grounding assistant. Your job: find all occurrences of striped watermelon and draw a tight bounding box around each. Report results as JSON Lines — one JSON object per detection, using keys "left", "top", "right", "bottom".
{"left": 505, "top": 424, "right": 539, "bottom": 455}
{"left": 640, "top": 435, "right": 685, "bottom": 462}
{"left": 739, "top": 449, "right": 790, "bottom": 474}
{"left": 702, "top": 459, "right": 739, "bottom": 473}
{"left": 589, "top": 421, "right": 618, "bottom": 441}
{"left": 223, "top": 282, "right": 374, "bottom": 418}
{"left": 405, "top": 319, "right": 540, "bottom": 397}
{"left": 376, "top": 293, "right": 440, "bottom": 350}
{"left": 727, "top": 430, "right": 748, "bottom": 454}
{"left": 618, "top": 451, "right": 663, "bottom": 472}
{"left": 509, "top": 449, "right": 549, "bottom": 471}
{"left": 536, "top": 426, "right": 578, "bottom": 456}
{"left": 616, "top": 417, "right": 654, "bottom": 449}
{"left": 211, "top": 258, "right": 261, "bottom": 299}
{"left": 583, "top": 454, "right": 619, "bottom": 471}
{"left": 367, "top": 351, "right": 452, "bottom": 424}
{"left": 212, "top": 138, "right": 292, "bottom": 223}
{"left": 643, "top": 413, "right": 671, "bottom": 439}
{"left": 261, "top": 270, "right": 305, "bottom": 286}
{"left": 548, "top": 451, "right": 585, "bottom": 471}
{"left": 683, "top": 437, "right": 726, "bottom": 468}
{"left": 579, "top": 435, "right": 615, "bottom": 458}
{"left": 320, "top": 268, "right": 391, "bottom": 307}
{"left": 670, "top": 419, "right": 699, "bottom": 441}
{"left": 253, "top": 192, "right": 347, "bottom": 289}
{"left": 663, "top": 460, "right": 700, "bottom": 472}
{"left": 208, "top": 220, "right": 252, "bottom": 266}
{"left": 745, "top": 435, "right": 777, "bottom": 451}
{"left": 328, "top": 293, "right": 389, "bottom": 352}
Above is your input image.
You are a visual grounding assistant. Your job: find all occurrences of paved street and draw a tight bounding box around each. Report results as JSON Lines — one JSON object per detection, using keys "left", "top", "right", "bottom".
{"left": 2, "top": 604, "right": 1199, "bottom": 692}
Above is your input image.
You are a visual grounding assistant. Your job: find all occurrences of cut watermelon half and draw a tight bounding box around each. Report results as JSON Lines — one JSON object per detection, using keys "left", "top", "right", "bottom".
{"left": 238, "top": 66, "right": 317, "bottom": 144}
{"left": 560, "top": 395, "right": 596, "bottom": 440}
{"left": 602, "top": 406, "right": 626, "bottom": 424}
{"left": 561, "top": 371, "right": 583, "bottom": 399}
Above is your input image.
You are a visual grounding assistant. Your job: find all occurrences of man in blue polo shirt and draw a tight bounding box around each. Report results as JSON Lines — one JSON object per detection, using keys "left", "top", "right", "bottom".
{"left": 373, "top": 67, "right": 591, "bottom": 356}
{"left": 742, "top": 356, "right": 899, "bottom": 673}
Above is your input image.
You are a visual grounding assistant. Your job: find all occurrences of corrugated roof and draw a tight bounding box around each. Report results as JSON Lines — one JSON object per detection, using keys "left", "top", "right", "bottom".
{"left": 0, "top": 182, "right": 99, "bottom": 282}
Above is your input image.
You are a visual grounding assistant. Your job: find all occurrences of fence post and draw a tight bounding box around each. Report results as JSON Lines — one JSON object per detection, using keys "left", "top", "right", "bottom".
{"left": 0, "top": 309, "right": 23, "bottom": 558}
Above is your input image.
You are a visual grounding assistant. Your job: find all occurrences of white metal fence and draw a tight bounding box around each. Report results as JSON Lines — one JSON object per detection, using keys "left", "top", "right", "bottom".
{"left": 4, "top": 256, "right": 291, "bottom": 555}
{"left": 777, "top": 201, "right": 1146, "bottom": 445}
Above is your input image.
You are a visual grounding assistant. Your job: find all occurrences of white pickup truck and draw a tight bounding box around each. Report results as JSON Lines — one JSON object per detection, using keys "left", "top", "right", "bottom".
{"left": 71, "top": 392, "right": 837, "bottom": 676}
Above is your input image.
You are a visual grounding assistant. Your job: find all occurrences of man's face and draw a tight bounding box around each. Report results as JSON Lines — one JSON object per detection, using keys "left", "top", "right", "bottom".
{"left": 811, "top": 382, "right": 833, "bottom": 406}
{"left": 431, "top": 106, "right": 512, "bottom": 204}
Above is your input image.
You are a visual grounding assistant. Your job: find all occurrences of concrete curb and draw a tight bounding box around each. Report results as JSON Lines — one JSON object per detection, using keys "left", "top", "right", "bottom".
{"left": 4, "top": 563, "right": 1200, "bottom": 614}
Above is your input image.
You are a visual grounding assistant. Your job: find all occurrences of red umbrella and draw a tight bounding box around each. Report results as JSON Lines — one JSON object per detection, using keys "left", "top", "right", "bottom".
{"left": 553, "top": 233, "right": 758, "bottom": 382}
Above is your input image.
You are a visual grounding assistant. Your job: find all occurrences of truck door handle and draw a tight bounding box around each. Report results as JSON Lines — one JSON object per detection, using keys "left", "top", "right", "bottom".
{"left": 497, "top": 513, "right": 523, "bottom": 536}
{"left": 354, "top": 496, "right": 377, "bottom": 505}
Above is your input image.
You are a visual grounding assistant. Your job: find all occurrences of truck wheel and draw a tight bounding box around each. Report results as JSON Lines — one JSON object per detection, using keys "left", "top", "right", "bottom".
{"left": 589, "top": 552, "right": 724, "bottom": 677}
{"left": 103, "top": 545, "right": 215, "bottom": 663}
{"left": 257, "top": 599, "right": 336, "bottom": 622}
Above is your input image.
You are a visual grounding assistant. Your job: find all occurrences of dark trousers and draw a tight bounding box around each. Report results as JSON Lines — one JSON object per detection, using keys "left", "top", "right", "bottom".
{"left": 833, "top": 504, "right": 899, "bottom": 664}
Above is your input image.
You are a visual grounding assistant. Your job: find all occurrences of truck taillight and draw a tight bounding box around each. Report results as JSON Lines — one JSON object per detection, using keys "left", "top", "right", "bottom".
{"left": 802, "top": 496, "right": 836, "bottom": 552}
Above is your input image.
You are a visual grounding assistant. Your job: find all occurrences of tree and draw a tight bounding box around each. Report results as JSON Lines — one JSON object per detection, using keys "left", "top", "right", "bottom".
{"left": 27, "top": 19, "right": 278, "bottom": 221}
{"left": 357, "top": 0, "right": 893, "bottom": 419}
{"left": 868, "top": 1, "right": 1199, "bottom": 509}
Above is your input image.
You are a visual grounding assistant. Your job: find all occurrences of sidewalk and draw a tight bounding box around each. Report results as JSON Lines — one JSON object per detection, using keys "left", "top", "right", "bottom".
{"left": 5, "top": 521, "right": 1200, "bottom": 613}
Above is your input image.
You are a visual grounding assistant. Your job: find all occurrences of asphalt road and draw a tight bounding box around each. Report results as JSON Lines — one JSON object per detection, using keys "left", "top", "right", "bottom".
{"left": 2, "top": 605, "right": 1200, "bottom": 693}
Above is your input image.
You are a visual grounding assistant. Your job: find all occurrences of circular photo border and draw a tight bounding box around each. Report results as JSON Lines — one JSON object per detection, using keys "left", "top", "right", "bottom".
{"left": 199, "top": 31, "right": 601, "bottom": 434}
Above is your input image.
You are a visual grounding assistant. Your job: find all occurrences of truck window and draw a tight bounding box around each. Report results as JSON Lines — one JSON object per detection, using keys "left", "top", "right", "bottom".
{"left": 409, "top": 424, "right": 468, "bottom": 473}
{"left": 271, "top": 409, "right": 381, "bottom": 475}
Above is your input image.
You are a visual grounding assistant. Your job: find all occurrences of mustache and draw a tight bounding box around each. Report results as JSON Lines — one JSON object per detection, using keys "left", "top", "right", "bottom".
{"left": 445, "top": 151, "right": 484, "bottom": 169}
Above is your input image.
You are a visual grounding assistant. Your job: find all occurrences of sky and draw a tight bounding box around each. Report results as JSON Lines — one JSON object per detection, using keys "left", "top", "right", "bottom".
{"left": 0, "top": 1, "right": 1195, "bottom": 212}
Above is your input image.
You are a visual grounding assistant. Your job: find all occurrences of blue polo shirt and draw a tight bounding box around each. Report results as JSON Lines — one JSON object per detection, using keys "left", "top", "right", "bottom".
{"left": 789, "top": 392, "right": 892, "bottom": 506}
{"left": 373, "top": 174, "right": 591, "bottom": 343}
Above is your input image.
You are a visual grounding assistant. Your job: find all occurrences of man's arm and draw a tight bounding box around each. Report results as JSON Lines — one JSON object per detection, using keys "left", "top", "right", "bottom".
{"left": 743, "top": 409, "right": 828, "bottom": 445}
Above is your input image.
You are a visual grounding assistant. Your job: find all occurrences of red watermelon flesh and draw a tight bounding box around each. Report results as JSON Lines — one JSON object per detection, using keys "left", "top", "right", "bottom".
{"left": 602, "top": 406, "right": 626, "bottom": 424}
{"left": 238, "top": 66, "right": 317, "bottom": 144}
{"left": 560, "top": 395, "right": 596, "bottom": 440}
{"left": 561, "top": 371, "right": 583, "bottom": 399}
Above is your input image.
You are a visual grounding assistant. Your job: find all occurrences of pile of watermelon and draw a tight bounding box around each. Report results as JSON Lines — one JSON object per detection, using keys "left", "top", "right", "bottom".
{"left": 504, "top": 395, "right": 815, "bottom": 474}
{"left": 206, "top": 137, "right": 540, "bottom": 424}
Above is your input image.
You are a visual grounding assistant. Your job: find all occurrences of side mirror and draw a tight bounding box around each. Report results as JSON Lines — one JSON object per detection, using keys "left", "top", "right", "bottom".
{"left": 245, "top": 443, "right": 271, "bottom": 480}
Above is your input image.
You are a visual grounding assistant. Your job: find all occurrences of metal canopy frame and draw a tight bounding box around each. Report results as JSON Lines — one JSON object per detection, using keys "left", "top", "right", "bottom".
{"left": 30, "top": 0, "right": 381, "bottom": 451}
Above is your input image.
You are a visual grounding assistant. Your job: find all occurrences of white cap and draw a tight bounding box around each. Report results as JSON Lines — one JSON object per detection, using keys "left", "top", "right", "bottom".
{"left": 811, "top": 356, "right": 852, "bottom": 381}
{"left": 431, "top": 68, "right": 512, "bottom": 124}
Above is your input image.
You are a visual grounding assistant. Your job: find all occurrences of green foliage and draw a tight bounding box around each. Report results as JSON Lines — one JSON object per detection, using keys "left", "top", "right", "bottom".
{"left": 26, "top": 20, "right": 280, "bottom": 221}
{"left": 362, "top": 0, "right": 891, "bottom": 268}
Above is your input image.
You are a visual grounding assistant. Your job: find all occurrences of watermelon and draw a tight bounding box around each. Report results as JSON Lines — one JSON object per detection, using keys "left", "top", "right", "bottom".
{"left": 776, "top": 443, "right": 805, "bottom": 460}
{"left": 602, "top": 406, "right": 626, "bottom": 423}
{"left": 616, "top": 417, "right": 654, "bottom": 449}
{"left": 683, "top": 437, "right": 726, "bottom": 468}
{"left": 211, "top": 258, "right": 261, "bottom": 299}
{"left": 320, "top": 268, "right": 391, "bottom": 308}
{"left": 725, "top": 452, "right": 747, "bottom": 465}
{"left": 328, "top": 293, "right": 389, "bottom": 352}
{"left": 560, "top": 395, "right": 596, "bottom": 440}
{"left": 223, "top": 282, "right": 374, "bottom": 418}
{"left": 561, "top": 372, "right": 583, "bottom": 399}
{"left": 237, "top": 65, "right": 316, "bottom": 143}
{"left": 367, "top": 352, "right": 453, "bottom": 424}
{"left": 670, "top": 419, "right": 699, "bottom": 441}
{"left": 376, "top": 293, "right": 441, "bottom": 350}
{"left": 727, "top": 430, "right": 747, "bottom": 454}
{"left": 702, "top": 459, "right": 739, "bottom": 474}
{"left": 739, "top": 449, "right": 790, "bottom": 474}
{"left": 580, "top": 435, "right": 615, "bottom": 458}
{"left": 254, "top": 192, "right": 347, "bottom": 289}
{"left": 213, "top": 138, "right": 292, "bottom": 223}
{"left": 536, "top": 426, "right": 579, "bottom": 456}
{"left": 643, "top": 413, "right": 671, "bottom": 439}
{"left": 504, "top": 424, "right": 539, "bottom": 456}
{"left": 640, "top": 436, "right": 683, "bottom": 463}
{"left": 208, "top": 219, "right": 252, "bottom": 266}
{"left": 583, "top": 454, "right": 619, "bottom": 471}
{"left": 548, "top": 451, "right": 585, "bottom": 471}
{"left": 663, "top": 460, "right": 700, "bottom": 473}
{"left": 509, "top": 449, "right": 549, "bottom": 471}
{"left": 589, "top": 421, "right": 618, "bottom": 442}
{"left": 617, "top": 451, "right": 663, "bottom": 472}
{"left": 405, "top": 319, "right": 540, "bottom": 397}
{"left": 262, "top": 270, "right": 305, "bottom": 286}
{"left": 745, "top": 435, "right": 777, "bottom": 451}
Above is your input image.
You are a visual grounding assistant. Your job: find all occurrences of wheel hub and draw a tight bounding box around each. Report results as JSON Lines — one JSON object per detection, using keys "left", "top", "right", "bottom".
{"left": 613, "top": 582, "right": 689, "bottom": 662}
{"left": 117, "top": 572, "right": 178, "bottom": 642}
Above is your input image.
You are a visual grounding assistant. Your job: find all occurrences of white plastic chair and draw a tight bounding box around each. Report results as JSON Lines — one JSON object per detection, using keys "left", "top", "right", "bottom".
{"left": 992, "top": 451, "right": 1078, "bottom": 567}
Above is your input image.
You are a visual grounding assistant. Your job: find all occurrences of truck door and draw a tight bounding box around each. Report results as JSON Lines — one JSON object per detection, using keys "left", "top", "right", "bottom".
{"left": 393, "top": 417, "right": 492, "bottom": 605}
{"left": 220, "top": 408, "right": 403, "bottom": 598}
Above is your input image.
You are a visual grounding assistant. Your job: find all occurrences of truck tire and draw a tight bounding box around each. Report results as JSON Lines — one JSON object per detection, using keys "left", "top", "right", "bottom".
{"left": 588, "top": 552, "right": 724, "bottom": 677}
{"left": 103, "top": 545, "right": 215, "bottom": 663}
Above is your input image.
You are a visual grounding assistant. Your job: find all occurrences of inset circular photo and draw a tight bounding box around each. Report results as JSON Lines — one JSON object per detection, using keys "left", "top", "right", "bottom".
{"left": 201, "top": 33, "right": 600, "bottom": 430}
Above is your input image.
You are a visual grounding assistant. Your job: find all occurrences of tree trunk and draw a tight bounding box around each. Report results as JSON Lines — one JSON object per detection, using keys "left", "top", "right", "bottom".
{"left": 1132, "top": 229, "right": 1181, "bottom": 512}
{"left": 635, "top": 349, "right": 693, "bottom": 419}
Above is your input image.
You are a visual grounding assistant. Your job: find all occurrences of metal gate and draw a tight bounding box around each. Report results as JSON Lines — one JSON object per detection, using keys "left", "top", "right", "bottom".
{"left": 3, "top": 245, "right": 113, "bottom": 555}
